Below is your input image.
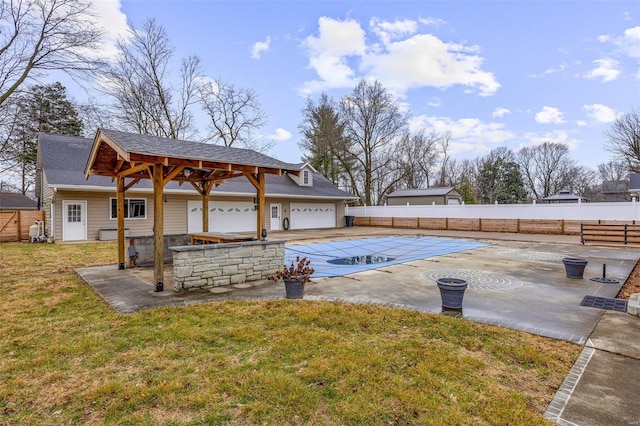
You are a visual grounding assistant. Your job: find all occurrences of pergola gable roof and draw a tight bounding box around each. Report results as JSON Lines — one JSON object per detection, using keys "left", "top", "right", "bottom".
{"left": 82, "top": 129, "right": 304, "bottom": 286}
{"left": 85, "top": 129, "right": 300, "bottom": 182}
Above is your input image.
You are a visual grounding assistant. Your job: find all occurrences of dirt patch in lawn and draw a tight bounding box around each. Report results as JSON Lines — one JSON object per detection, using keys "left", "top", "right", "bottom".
{"left": 617, "top": 258, "right": 640, "bottom": 300}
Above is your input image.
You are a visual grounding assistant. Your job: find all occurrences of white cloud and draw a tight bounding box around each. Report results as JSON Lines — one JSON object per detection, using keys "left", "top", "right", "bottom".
{"left": 610, "top": 26, "right": 640, "bottom": 59}
{"left": 521, "top": 130, "right": 580, "bottom": 150}
{"left": 370, "top": 17, "right": 417, "bottom": 45}
{"left": 251, "top": 36, "right": 271, "bottom": 59}
{"left": 428, "top": 97, "right": 442, "bottom": 107}
{"left": 492, "top": 107, "right": 510, "bottom": 118}
{"left": 535, "top": 106, "right": 566, "bottom": 124}
{"left": 530, "top": 62, "right": 568, "bottom": 78}
{"left": 596, "top": 26, "right": 640, "bottom": 80}
{"left": 576, "top": 120, "right": 588, "bottom": 127}
{"left": 87, "top": 0, "right": 130, "bottom": 58}
{"left": 584, "top": 58, "right": 621, "bottom": 82}
{"left": 419, "top": 17, "right": 447, "bottom": 27}
{"left": 410, "top": 115, "right": 515, "bottom": 155}
{"left": 362, "top": 33, "right": 500, "bottom": 97}
{"left": 299, "top": 16, "right": 500, "bottom": 97}
{"left": 583, "top": 104, "right": 617, "bottom": 123}
{"left": 267, "top": 128, "right": 292, "bottom": 141}
{"left": 299, "top": 17, "right": 366, "bottom": 94}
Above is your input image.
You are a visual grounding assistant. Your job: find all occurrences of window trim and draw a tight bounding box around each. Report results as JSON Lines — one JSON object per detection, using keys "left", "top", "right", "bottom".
{"left": 302, "top": 169, "right": 311, "bottom": 186}
{"left": 109, "top": 197, "right": 147, "bottom": 220}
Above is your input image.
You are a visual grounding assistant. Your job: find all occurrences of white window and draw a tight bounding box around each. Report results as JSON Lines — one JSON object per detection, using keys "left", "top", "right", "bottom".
{"left": 110, "top": 198, "right": 147, "bottom": 219}
{"left": 302, "top": 170, "right": 310, "bottom": 185}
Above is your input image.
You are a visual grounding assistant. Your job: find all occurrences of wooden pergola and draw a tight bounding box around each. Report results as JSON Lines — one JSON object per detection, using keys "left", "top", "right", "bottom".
{"left": 84, "top": 129, "right": 299, "bottom": 290}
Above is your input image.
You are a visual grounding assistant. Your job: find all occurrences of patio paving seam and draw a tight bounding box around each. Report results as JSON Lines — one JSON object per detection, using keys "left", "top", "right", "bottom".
{"left": 543, "top": 346, "right": 596, "bottom": 425}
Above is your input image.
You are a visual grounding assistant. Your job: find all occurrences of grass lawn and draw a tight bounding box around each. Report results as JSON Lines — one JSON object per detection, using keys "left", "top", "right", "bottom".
{"left": 0, "top": 242, "right": 581, "bottom": 425}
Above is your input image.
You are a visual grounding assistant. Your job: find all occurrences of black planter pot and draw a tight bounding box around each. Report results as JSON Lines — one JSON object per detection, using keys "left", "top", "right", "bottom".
{"left": 436, "top": 278, "right": 468, "bottom": 310}
{"left": 562, "top": 258, "right": 588, "bottom": 279}
{"left": 284, "top": 278, "right": 305, "bottom": 299}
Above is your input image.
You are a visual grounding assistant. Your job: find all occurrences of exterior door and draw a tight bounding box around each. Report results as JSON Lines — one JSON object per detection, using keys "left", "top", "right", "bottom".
{"left": 270, "top": 204, "right": 281, "bottom": 231}
{"left": 62, "top": 200, "right": 87, "bottom": 241}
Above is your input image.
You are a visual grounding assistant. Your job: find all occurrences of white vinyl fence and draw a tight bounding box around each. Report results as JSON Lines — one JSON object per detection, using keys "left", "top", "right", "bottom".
{"left": 345, "top": 200, "right": 640, "bottom": 222}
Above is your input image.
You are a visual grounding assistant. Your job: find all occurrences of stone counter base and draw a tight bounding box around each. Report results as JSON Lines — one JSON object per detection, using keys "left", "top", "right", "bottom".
{"left": 171, "top": 240, "right": 285, "bottom": 292}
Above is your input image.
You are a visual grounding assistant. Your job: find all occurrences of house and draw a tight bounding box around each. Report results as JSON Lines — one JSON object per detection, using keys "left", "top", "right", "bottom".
{"left": 541, "top": 189, "right": 587, "bottom": 203}
{"left": 36, "top": 131, "right": 357, "bottom": 242}
{"left": 601, "top": 180, "right": 630, "bottom": 202}
{"left": 0, "top": 192, "right": 38, "bottom": 211}
{"left": 386, "top": 187, "right": 462, "bottom": 206}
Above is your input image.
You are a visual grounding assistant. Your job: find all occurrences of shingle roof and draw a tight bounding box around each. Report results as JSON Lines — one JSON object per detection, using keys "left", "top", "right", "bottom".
{"left": 541, "top": 190, "right": 586, "bottom": 202}
{"left": 602, "top": 180, "right": 628, "bottom": 193}
{"left": 39, "top": 133, "right": 356, "bottom": 200}
{"left": 99, "top": 129, "right": 297, "bottom": 171}
{"left": 387, "top": 187, "right": 457, "bottom": 197}
{"left": 0, "top": 192, "right": 37, "bottom": 209}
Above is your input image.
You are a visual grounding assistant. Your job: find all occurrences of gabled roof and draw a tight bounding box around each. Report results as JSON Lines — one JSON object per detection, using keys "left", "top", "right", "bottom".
{"left": 0, "top": 192, "right": 38, "bottom": 210}
{"left": 39, "top": 133, "right": 357, "bottom": 200}
{"left": 85, "top": 129, "right": 299, "bottom": 179}
{"left": 541, "top": 190, "right": 586, "bottom": 202}
{"left": 602, "top": 180, "right": 628, "bottom": 193}
{"left": 387, "top": 187, "right": 459, "bottom": 198}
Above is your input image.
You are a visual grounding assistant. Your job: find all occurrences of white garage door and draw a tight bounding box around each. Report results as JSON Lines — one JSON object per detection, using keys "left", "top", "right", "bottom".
{"left": 188, "top": 200, "right": 255, "bottom": 233}
{"left": 290, "top": 202, "right": 336, "bottom": 229}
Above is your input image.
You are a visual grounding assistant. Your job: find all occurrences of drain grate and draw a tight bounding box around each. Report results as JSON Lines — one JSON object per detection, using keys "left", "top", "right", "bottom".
{"left": 580, "top": 295, "right": 628, "bottom": 312}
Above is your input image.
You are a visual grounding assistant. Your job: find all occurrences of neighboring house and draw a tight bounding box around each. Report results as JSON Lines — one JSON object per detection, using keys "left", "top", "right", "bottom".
{"left": 0, "top": 192, "right": 38, "bottom": 211}
{"left": 541, "top": 189, "right": 587, "bottom": 203}
{"left": 36, "top": 132, "right": 357, "bottom": 242}
{"left": 629, "top": 173, "right": 640, "bottom": 200}
{"left": 386, "top": 187, "right": 462, "bottom": 206}
{"left": 601, "top": 180, "right": 630, "bottom": 202}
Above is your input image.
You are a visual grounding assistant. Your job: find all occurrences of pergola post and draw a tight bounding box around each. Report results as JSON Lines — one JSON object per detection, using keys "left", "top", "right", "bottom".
{"left": 201, "top": 181, "right": 214, "bottom": 232}
{"left": 117, "top": 176, "right": 125, "bottom": 269}
{"left": 153, "top": 163, "right": 164, "bottom": 291}
{"left": 257, "top": 172, "right": 265, "bottom": 240}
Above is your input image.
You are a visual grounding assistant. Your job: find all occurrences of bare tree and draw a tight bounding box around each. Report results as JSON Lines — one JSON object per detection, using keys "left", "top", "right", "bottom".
{"left": 0, "top": 0, "right": 103, "bottom": 106}
{"left": 517, "top": 142, "right": 576, "bottom": 199}
{"left": 445, "top": 158, "right": 480, "bottom": 204}
{"left": 340, "top": 79, "right": 409, "bottom": 205}
{"left": 605, "top": 107, "right": 640, "bottom": 171}
{"left": 571, "top": 166, "right": 599, "bottom": 200}
{"left": 598, "top": 159, "right": 629, "bottom": 182}
{"left": 436, "top": 131, "right": 453, "bottom": 187}
{"left": 104, "top": 18, "right": 200, "bottom": 139}
{"left": 395, "top": 129, "right": 441, "bottom": 189}
{"left": 198, "top": 77, "right": 268, "bottom": 151}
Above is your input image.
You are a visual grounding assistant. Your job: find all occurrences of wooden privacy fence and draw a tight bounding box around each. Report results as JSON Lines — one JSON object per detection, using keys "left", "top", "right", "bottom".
{"left": 0, "top": 210, "right": 44, "bottom": 242}
{"left": 353, "top": 216, "right": 637, "bottom": 238}
{"left": 581, "top": 223, "right": 640, "bottom": 245}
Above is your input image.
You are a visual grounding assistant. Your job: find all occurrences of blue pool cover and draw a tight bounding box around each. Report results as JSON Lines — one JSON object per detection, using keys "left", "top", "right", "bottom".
{"left": 285, "top": 236, "right": 486, "bottom": 277}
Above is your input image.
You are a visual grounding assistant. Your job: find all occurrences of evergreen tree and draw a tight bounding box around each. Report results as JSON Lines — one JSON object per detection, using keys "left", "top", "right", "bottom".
{"left": 477, "top": 151, "right": 527, "bottom": 204}
{"left": 298, "top": 93, "right": 353, "bottom": 190}
{"left": 6, "top": 82, "right": 82, "bottom": 194}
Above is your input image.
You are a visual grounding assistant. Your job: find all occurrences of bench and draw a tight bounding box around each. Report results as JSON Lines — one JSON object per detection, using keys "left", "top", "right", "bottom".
{"left": 189, "top": 232, "right": 257, "bottom": 245}
{"left": 581, "top": 223, "right": 640, "bottom": 245}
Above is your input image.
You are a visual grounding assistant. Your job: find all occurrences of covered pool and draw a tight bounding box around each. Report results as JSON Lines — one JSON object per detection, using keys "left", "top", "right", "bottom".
{"left": 285, "top": 236, "right": 486, "bottom": 277}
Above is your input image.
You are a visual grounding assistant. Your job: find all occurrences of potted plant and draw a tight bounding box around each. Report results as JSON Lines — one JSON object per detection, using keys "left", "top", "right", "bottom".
{"left": 269, "top": 256, "right": 315, "bottom": 299}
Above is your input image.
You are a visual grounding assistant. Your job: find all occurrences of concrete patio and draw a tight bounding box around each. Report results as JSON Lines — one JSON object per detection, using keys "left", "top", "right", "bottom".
{"left": 75, "top": 226, "right": 640, "bottom": 425}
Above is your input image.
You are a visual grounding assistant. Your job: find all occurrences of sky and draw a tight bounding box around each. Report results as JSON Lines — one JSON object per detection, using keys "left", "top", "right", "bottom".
{"left": 79, "top": 0, "right": 640, "bottom": 171}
